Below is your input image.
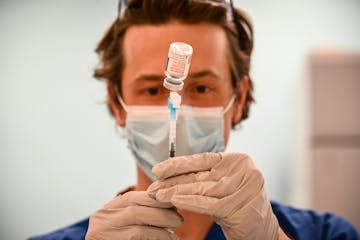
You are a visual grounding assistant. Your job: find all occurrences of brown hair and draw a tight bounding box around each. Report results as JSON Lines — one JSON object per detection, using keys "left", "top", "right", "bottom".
{"left": 94, "top": 0, "right": 255, "bottom": 123}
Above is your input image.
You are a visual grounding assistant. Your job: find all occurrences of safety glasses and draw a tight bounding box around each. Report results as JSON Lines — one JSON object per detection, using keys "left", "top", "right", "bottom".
{"left": 117, "top": 0, "right": 236, "bottom": 22}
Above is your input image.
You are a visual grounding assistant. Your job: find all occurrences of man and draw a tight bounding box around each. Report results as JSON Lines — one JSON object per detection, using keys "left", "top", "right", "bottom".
{"left": 30, "top": 0, "right": 359, "bottom": 239}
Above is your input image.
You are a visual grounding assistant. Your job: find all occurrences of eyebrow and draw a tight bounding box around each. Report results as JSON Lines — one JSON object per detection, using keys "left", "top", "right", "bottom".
{"left": 188, "top": 70, "right": 221, "bottom": 81}
{"left": 131, "top": 74, "right": 163, "bottom": 85}
{"left": 131, "top": 69, "right": 221, "bottom": 85}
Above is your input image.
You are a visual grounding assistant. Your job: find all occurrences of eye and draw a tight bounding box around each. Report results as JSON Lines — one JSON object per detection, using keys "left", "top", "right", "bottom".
{"left": 195, "top": 85, "right": 210, "bottom": 93}
{"left": 147, "top": 87, "right": 159, "bottom": 95}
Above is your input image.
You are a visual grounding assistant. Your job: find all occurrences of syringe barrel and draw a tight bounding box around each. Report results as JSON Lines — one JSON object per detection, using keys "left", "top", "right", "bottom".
{"left": 169, "top": 117, "right": 176, "bottom": 157}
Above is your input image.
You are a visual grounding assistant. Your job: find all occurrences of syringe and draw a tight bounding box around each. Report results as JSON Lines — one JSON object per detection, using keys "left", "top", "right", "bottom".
{"left": 168, "top": 92, "right": 181, "bottom": 157}
{"left": 163, "top": 42, "right": 193, "bottom": 158}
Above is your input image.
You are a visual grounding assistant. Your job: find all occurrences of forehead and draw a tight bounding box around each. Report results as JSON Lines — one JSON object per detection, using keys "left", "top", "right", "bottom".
{"left": 122, "top": 22, "right": 229, "bottom": 78}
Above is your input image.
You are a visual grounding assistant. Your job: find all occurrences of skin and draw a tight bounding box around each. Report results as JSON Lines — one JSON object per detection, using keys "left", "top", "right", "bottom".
{"left": 109, "top": 22, "right": 289, "bottom": 240}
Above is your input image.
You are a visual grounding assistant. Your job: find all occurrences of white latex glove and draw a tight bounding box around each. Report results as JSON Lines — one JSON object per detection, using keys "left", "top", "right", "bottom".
{"left": 147, "top": 152, "right": 279, "bottom": 240}
{"left": 85, "top": 191, "right": 182, "bottom": 240}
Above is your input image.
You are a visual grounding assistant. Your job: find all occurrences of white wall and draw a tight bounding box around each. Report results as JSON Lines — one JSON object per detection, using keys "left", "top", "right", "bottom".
{"left": 231, "top": 0, "right": 360, "bottom": 207}
{"left": 0, "top": 0, "right": 359, "bottom": 239}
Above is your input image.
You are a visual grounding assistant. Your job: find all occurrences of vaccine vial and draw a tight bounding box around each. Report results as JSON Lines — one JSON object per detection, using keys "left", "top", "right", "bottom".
{"left": 163, "top": 42, "right": 193, "bottom": 92}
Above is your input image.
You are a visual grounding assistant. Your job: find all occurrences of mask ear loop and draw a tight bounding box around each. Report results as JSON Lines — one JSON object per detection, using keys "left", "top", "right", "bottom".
{"left": 114, "top": 88, "right": 128, "bottom": 139}
{"left": 223, "top": 95, "right": 236, "bottom": 114}
{"left": 116, "top": 93, "right": 129, "bottom": 113}
{"left": 114, "top": 123, "right": 127, "bottom": 139}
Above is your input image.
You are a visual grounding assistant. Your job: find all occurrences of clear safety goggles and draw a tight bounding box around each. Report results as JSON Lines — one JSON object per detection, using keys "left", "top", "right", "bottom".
{"left": 117, "top": 0, "right": 236, "bottom": 22}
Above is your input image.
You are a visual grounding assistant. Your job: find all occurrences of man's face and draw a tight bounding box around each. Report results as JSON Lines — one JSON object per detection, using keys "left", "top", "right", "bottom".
{"left": 114, "top": 22, "right": 247, "bottom": 146}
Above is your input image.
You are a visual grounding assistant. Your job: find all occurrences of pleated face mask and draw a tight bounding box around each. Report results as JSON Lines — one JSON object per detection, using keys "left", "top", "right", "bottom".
{"left": 119, "top": 96, "right": 235, "bottom": 180}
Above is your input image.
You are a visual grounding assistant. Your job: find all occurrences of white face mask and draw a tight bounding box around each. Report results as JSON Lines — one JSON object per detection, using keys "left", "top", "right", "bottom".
{"left": 119, "top": 96, "right": 235, "bottom": 180}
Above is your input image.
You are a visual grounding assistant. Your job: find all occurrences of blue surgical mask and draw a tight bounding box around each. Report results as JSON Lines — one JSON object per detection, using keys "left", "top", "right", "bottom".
{"left": 118, "top": 96, "right": 235, "bottom": 180}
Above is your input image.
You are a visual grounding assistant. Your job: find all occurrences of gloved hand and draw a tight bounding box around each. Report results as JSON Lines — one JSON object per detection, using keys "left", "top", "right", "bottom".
{"left": 147, "top": 152, "right": 280, "bottom": 240}
{"left": 85, "top": 191, "right": 182, "bottom": 240}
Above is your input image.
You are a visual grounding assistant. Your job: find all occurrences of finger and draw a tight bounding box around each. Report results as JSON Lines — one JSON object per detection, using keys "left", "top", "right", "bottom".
{"left": 86, "top": 225, "right": 179, "bottom": 240}
{"left": 119, "top": 226, "right": 179, "bottom": 240}
{"left": 152, "top": 152, "right": 223, "bottom": 180}
{"left": 157, "top": 178, "right": 243, "bottom": 202}
{"left": 148, "top": 170, "right": 218, "bottom": 198}
{"left": 169, "top": 194, "right": 219, "bottom": 216}
{"left": 93, "top": 205, "right": 183, "bottom": 228}
{"left": 158, "top": 169, "right": 265, "bottom": 220}
{"left": 148, "top": 167, "right": 244, "bottom": 199}
{"left": 104, "top": 191, "right": 173, "bottom": 209}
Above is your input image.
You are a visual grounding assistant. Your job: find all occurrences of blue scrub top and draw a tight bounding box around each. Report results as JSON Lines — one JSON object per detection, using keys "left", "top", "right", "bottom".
{"left": 29, "top": 201, "right": 359, "bottom": 240}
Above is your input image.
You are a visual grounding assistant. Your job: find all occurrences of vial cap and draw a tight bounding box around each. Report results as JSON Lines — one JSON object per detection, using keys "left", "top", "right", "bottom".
{"left": 163, "top": 78, "right": 184, "bottom": 92}
{"left": 170, "top": 42, "right": 193, "bottom": 56}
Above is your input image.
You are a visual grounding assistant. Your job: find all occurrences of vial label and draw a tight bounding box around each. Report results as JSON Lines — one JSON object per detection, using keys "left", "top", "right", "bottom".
{"left": 168, "top": 53, "right": 189, "bottom": 76}
{"left": 165, "top": 42, "right": 193, "bottom": 80}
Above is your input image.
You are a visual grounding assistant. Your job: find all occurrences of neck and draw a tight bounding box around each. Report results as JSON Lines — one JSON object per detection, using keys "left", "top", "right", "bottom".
{"left": 134, "top": 165, "right": 153, "bottom": 191}
{"left": 134, "top": 165, "right": 214, "bottom": 240}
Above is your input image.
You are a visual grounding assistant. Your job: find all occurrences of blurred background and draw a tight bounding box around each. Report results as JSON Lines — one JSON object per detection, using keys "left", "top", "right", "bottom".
{"left": 1, "top": 0, "right": 359, "bottom": 239}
